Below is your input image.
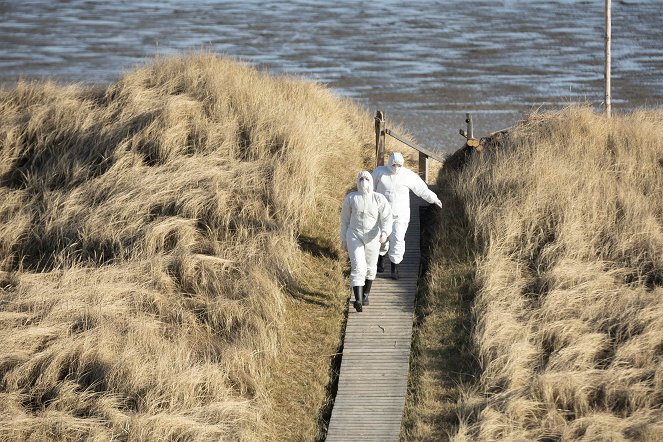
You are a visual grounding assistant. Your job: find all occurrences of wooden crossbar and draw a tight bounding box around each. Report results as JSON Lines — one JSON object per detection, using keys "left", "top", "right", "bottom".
{"left": 384, "top": 128, "right": 447, "bottom": 164}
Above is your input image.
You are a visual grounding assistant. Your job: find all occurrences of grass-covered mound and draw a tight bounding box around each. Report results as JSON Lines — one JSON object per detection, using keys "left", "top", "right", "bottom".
{"left": 412, "top": 107, "right": 663, "bottom": 440}
{"left": 0, "top": 54, "right": 373, "bottom": 441}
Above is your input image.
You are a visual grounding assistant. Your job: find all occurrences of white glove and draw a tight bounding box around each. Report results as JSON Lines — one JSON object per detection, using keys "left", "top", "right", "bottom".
{"left": 380, "top": 240, "right": 389, "bottom": 254}
{"left": 434, "top": 198, "right": 443, "bottom": 209}
{"left": 341, "top": 240, "right": 347, "bottom": 251}
{"left": 379, "top": 232, "right": 388, "bottom": 244}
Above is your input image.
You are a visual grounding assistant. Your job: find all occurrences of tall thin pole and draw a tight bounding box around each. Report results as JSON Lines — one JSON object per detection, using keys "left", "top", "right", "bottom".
{"left": 605, "top": 0, "right": 611, "bottom": 117}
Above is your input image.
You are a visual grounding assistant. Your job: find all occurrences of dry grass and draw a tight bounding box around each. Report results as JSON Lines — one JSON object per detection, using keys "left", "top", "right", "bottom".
{"left": 418, "top": 106, "right": 663, "bottom": 440}
{"left": 401, "top": 167, "right": 479, "bottom": 441}
{"left": 0, "top": 53, "right": 373, "bottom": 441}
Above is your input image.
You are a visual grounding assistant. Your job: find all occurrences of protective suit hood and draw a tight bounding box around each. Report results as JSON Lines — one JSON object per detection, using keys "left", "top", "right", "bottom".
{"left": 357, "top": 170, "right": 373, "bottom": 194}
{"left": 388, "top": 152, "right": 404, "bottom": 175}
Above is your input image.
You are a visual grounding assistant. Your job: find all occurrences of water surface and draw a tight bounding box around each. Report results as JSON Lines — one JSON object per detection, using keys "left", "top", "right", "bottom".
{"left": 2, "top": 0, "right": 662, "bottom": 152}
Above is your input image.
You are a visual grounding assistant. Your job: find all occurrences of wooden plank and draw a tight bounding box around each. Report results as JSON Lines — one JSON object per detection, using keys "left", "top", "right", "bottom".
{"left": 337, "top": 373, "right": 409, "bottom": 377}
{"left": 384, "top": 128, "right": 447, "bottom": 163}
{"left": 341, "top": 340, "right": 411, "bottom": 345}
{"left": 326, "top": 194, "right": 430, "bottom": 441}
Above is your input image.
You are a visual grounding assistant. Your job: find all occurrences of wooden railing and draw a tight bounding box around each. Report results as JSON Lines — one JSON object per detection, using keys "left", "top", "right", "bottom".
{"left": 374, "top": 111, "right": 478, "bottom": 182}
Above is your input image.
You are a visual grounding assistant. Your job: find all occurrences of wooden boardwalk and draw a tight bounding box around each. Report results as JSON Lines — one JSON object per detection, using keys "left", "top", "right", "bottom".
{"left": 326, "top": 195, "right": 425, "bottom": 441}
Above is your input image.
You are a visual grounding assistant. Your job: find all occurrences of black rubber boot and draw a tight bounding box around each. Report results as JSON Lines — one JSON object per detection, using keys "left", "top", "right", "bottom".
{"left": 363, "top": 279, "right": 373, "bottom": 305}
{"left": 390, "top": 261, "right": 399, "bottom": 280}
{"left": 352, "top": 286, "right": 363, "bottom": 312}
{"left": 376, "top": 255, "right": 384, "bottom": 273}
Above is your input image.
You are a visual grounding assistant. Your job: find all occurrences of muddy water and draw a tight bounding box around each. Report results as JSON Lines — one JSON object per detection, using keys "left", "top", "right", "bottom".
{"left": 1, "top": 0, "right": 662, "bottom": 153}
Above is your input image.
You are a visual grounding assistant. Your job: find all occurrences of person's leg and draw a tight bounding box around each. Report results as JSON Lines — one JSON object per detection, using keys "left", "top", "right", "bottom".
{"left": 377, "top": 223, "right": 390, "bottom": 274}
{"left": 376, "top": 235, "right": 389, "bottom": 273}
{"left": 388, "top": 219, "right": 409, "bottom": 264}
{"left": 388, "top": 219, "right": 409, "bottom": 279}
{"left": 352, "top": 286, "right": 363, "bottom": 312}
{"left": 363, "top": 237, "right": 380, "bottom": 305}
{"left": 348, "top": 234, "right": 366, "bottom": 312}
{"left": 362, "top": 279, "right": 372, "bottom": 305}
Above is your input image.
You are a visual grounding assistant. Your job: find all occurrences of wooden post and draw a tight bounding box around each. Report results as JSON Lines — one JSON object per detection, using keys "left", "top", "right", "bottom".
{"left": 605, "top": 0, "right": 612, "bottom": 117}
{"left": 418, "top": 152, "right": 428, "bottom": 183}
{"left": 460, "top": 113, "right": 480, "bottom": 150}
{"left": 465, "top": 113, "right": 474, "bottom": 139}
{"left": 375, "top": 111, "right": 386, "bottom": 167}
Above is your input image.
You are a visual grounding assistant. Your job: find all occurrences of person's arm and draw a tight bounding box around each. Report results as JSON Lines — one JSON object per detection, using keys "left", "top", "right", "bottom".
{"left": 377, "top": 194, "right": 393, "bottom": 241}
{"left": 371, "top": 168, "right": 380, "bottom": 191}
{"left": 340, "top": 195, "right": 352, "bottom": 250}
{"left": 406, "top": 170, "right": 442, "bottom": 208}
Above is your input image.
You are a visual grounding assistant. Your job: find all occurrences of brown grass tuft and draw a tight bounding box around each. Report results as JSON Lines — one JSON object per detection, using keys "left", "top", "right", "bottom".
{"left": 0, "top": 53, "right": 373, "bottom": 440}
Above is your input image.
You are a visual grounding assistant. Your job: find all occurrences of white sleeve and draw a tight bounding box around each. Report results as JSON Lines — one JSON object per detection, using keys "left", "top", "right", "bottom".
{"left": 407, "top": 170, "right": 438, "bottom": 204}
{"left": 340, "top": 195, "right": 352, "bottom": 241}
{"left": 371, "top": 168, "right": 380, "bottom": 191}
{"left": 378, "top": 195, "right": 393, "bottom": 237}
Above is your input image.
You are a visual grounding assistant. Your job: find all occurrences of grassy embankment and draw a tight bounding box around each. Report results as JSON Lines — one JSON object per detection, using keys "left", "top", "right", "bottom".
{"left": 402, "top": 134, "right": 480, "bottom": 441}
{"left": 0, "top": 54, "right": 378, "bottom": 441}
{"left": 405, "top": 107, "right": 663, "bottom": 440}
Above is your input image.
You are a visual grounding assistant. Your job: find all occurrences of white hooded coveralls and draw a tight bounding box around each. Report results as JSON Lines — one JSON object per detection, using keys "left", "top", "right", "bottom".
{"left": 340, "top": 171, "right": 392, "bottom": 287}
{"left": 372, "top": 152, "right": 440, "bottom": 264}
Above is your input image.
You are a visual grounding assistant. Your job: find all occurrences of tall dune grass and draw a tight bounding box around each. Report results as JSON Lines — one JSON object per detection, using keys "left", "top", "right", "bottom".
{"left": 401, "top": 168, "right": 478, "bottom": 441}
{"left": 435, "top": 107, "right": 663, "bottom": 440}
{"left": 0, "top": 54, "right": 373, "bottom": 440}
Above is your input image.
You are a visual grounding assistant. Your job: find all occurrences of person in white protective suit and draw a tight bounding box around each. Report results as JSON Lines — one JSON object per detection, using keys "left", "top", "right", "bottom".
{"left": 340, "top": 171, "right": 392, "bottom": 312}
{"left": 372, "top": 152, "right": 442, "bottom": 280}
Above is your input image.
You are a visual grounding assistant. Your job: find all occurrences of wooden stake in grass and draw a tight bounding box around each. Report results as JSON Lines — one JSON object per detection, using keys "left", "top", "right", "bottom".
{"left": 460, "top": 112, "right": 480, "bottom": 149}
{"left": 605, "top": 0, "right": 612, "bottom": 117}
{"left": 375, "top": 110, "right": 386, "bottom": 167}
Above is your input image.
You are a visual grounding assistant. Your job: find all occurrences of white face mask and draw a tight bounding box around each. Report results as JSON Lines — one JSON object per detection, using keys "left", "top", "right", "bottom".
{"left": 358, "top": 178, "right": 371, "bottom": 194}
{"left": 391, "top": 164, "right": 402, "bottom": 175}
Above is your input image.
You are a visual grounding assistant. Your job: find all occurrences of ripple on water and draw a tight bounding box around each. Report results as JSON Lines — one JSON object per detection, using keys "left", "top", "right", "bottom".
{"left": 1, "top": 0, "right": 662, "bottom": 149}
